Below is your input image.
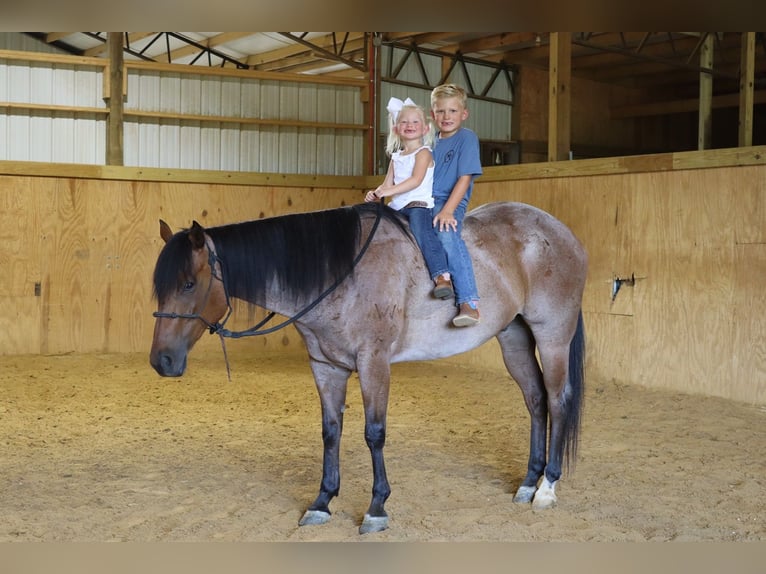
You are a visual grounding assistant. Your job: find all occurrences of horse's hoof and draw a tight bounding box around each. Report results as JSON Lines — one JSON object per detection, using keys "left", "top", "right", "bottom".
{"left": 531, "top": 478, "right": 558, "bottom": 509}
{"left": 359, "top": 513, "right": 389, "bottom": 534}
{"left": 299, "top": 509, "right": 331, "bottom": 526}
{"left": 512, "top": 485, "right": 536, "bottom": 504}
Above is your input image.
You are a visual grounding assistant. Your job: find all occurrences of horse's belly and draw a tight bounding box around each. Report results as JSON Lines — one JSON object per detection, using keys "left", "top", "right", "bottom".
{"left": 389, "top": 332, "right": 491, "bottom": 363}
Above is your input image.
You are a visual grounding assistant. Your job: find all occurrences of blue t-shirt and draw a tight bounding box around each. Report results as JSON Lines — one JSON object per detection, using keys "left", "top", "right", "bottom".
{"left": 432, "top": 127, "right": 483, "bottom": 205}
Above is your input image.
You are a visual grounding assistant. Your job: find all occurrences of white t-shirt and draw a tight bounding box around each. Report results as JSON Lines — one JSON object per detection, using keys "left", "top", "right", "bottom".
{"left": 387, "top": 145, "right": 435, "bottom": 211}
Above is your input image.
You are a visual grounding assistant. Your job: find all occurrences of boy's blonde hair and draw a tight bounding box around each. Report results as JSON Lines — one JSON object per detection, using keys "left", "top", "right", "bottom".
{"left": 430, "top": 83, "right": 468, "bottom": 109}
{"left": 385, "top": 103, "right": 434, "bottom": 156}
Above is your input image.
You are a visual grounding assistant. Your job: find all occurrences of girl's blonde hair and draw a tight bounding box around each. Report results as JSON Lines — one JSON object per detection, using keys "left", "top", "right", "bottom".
{"left": 385, "top": 103, "right": 434, "bottom": 156}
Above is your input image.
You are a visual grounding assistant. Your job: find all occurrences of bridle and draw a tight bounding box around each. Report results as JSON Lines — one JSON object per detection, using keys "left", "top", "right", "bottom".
{"left": 152, "top": 235, "right": 230, "bottom": 333}
{"left": 152, "top": 203, "right": 385, "bottom": 378}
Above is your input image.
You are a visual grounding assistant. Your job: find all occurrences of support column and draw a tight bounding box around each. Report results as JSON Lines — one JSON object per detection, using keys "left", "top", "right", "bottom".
{"left": 738, "top": 32, "right": 755, "bottom": 147}
{"left": 548, "top": 32, "right": 571, "bottom": 162}
{"left": 106, "top": 32, "right": 124, "bottom": 166}
{"left": 698, "top": 33, "right": 714, "bottom": 151}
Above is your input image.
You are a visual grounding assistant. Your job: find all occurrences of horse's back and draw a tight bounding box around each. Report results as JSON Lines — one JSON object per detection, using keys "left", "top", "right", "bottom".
{"left": 357, "top": 201, "right": 587, "bottom": 362}
{"left": 464, "top": 201, "right": 587, "bottom": 320}
{"left": 465, "top": 201, "right": 587, "bottom": 276}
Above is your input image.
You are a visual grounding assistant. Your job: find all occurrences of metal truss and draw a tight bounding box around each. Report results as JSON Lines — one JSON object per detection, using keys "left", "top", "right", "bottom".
{"left": 380, "top": 40, "right": 515, "bottom": 106}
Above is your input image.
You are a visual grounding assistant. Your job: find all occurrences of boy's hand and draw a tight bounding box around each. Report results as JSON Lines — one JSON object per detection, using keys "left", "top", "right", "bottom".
{"left": 433, "top": 209, "right": 458, "bottom": 232}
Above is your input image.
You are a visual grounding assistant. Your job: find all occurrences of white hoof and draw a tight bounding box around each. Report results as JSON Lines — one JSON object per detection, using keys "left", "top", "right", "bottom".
{"left": 513, "top": 485, "right": 537, "bottom": 504}
{"left": 359, "top": 513, "right": 389, "bottom": 534}
{"left": 531, "top": 477, "right": 558, "bottom": 509}
{"left": 299, "top": 509, "right": 331, "bottom": 526}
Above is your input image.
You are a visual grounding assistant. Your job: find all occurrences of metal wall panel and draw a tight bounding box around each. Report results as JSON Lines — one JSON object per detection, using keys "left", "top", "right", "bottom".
{"left": 0, "top": 58, "right": 105, "bottom": 164}
{"left": 1, "top": 32, "right": 365, "bottom": 174}
{"left": 380, "top": 44, "right": 513, "bottom": 144}
{"left": 123, "top": 71, "right": 365, "bottom": 175}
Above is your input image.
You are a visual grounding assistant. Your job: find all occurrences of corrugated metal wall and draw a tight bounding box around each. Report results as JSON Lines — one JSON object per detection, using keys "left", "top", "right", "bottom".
{"left": 124, "top": 71, "right": 365, "bottom": 174}
{"left": 0, "top": 33, "right": 513, "bottom": 176}
{"left": 380, "top": 45, "right": 513, "bottom": 141}
{"left": 0, "top": 31, "right": 106, "bottom": 165}
{"left": 376, "top": 44, "right": 514, "bottom": 173}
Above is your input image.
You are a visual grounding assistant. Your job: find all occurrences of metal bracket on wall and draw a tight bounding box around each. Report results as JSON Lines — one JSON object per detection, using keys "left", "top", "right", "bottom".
{"left": 611, "top": 272, "right": 647, "bottom": 302}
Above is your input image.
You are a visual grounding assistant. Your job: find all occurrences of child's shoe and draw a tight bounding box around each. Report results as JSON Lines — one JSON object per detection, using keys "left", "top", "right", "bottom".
{"left": 432, "top": 275, "right": 454, "bottom": 299}
{"left": 452, "top": 301, "right": 480, "bottom": 327}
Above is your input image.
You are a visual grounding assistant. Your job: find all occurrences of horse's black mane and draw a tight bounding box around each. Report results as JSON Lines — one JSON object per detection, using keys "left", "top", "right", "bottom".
{"left": 153, "top": 202, "right": 410, "bottom": 304}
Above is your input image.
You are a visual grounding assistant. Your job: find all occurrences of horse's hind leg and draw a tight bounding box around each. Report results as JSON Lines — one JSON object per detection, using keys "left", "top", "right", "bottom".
{"left": 528, "top": 312, "right": 585, "bottom": 510}
{"left": 496, "top": 318, "right": 548, "bottom": 504}
{"left": 299, "top": 359, "right": 351, "bottom": 527}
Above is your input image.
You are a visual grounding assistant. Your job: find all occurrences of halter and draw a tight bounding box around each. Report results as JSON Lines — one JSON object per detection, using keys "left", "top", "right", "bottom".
{"left": 153, "top": 203, "right": 385, "bottom": 379}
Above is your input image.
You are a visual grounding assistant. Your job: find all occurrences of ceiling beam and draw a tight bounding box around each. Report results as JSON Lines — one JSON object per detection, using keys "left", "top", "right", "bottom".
{"left": 610, "top": 89, "right": 766, "bottom": 118}
{"left": 82, "top": 32, "right": 157, "bottom": 57}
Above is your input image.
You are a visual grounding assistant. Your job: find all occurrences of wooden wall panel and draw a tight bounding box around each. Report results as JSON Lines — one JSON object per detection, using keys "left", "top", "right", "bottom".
{"left": 464, "top": 164, "right": 766, "bottom": 404}
{"left": 0, "top": 158, "right": 763, "bottom": 404}
{"left": 0, "top": 176, "right": 362, "bottom": 359}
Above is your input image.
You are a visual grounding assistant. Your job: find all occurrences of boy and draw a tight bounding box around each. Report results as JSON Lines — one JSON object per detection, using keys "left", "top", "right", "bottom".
{"left": 430, "top": 83, "right": 483, "bottom": 327}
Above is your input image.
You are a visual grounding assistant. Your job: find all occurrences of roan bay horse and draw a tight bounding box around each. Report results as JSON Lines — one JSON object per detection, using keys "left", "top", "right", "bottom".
{"left": 150, "top": 201, "right": 588, "bottom": 534}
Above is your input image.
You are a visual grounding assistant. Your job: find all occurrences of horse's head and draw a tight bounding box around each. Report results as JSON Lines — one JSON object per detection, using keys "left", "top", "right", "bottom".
{"left": 150, "top": 219, "right": 228, "bottom": 377}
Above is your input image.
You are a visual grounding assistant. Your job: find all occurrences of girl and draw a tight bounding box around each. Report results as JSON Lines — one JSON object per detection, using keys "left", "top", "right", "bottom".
{"left": 365, "top": 97, "right": 453, "bottom": 300}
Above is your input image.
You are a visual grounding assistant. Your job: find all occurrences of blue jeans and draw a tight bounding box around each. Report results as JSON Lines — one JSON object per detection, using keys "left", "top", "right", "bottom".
{"left": 400, "top": 206, "right": 449, "bottom": 281}
{"left": 432, "top": 198, "right": 479, "bottom": 305}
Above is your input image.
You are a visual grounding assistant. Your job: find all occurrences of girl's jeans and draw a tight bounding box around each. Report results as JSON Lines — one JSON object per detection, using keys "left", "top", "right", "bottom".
{"left": 400, "top": 205, "right": 449, "bottom": 281}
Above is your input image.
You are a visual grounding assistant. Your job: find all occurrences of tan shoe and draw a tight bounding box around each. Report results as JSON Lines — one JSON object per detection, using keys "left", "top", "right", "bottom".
{"left": 452, "top": 302, "right": 480, "bottom": 327}
{"left": 432, "top": 275, "right": 454, "bottom": 299}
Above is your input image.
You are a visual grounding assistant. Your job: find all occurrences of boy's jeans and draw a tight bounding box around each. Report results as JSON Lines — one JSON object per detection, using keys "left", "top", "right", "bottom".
{"left": 432, "top": 198, "right": 480, "bottom": 305}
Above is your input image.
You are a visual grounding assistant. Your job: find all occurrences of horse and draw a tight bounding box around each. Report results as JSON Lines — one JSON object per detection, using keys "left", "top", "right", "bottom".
{"left": 149, "top": 201, "right": 588, "bottom": 534}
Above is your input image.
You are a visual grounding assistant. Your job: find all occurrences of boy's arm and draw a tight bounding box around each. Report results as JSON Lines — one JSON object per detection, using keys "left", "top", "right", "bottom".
{"left": 433, "top": 174, "right": 472, "bottom": 231}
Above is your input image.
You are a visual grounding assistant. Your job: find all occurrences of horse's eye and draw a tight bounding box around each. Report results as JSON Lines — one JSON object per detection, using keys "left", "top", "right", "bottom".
{"left": 182, "top": 280, "right": 195, "bottom": 292}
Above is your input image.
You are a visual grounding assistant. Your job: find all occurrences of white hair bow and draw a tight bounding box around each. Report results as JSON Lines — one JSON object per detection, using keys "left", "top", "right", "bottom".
{"left": 387, "top": 96, "right": 416, "bottom": 121}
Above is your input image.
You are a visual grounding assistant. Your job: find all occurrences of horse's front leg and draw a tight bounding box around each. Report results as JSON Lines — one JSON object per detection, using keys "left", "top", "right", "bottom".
{"left": 298, "top": 360, "right": 350, "bottom": 527}
{"left": 357, "top": 356, "right": 392, "bottom": 534}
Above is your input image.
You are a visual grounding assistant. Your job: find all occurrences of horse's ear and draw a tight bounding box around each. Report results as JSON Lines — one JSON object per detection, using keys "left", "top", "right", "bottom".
{"left": 188, "top": 220, "right": 206, "bottom": 249}
{"left": 159, "top": 219, "right": 173, "bottom": 244}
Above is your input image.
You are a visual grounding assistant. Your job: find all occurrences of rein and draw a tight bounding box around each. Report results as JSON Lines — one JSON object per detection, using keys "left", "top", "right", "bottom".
{"left": 154, "top": 203, "right": 385, "bottom": 379}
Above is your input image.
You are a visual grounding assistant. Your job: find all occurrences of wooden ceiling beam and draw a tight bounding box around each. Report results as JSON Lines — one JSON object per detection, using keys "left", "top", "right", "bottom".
{"left": 251, "top": 35, "right": 366, "bottom": 72}
{"left": 82, "top": 32, "right": 157, "bottom": 57}
{"left": 444, "top": 32, "right": 540, "bottom": 56}
{"left": 247, "top": 32, "right": 365, "bottom": 67}
{"left": 45, "top": 32, "right": 76, "bottom": 43}
{"left": 610, "top": 89, "right": 766, "bottom": 118}
{"left": 165, "top": 32, "right": 256, "bottom": 62}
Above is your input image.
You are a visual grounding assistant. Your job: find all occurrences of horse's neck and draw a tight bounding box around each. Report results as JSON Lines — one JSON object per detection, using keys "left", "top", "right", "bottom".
{"left": 226, "top": 272, "right": 310, "bottom": 319}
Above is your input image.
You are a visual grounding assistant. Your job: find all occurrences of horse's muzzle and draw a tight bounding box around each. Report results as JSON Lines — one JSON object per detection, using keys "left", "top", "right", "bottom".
{"left": 150, "top": 349, "right": 187, "bottom": 377}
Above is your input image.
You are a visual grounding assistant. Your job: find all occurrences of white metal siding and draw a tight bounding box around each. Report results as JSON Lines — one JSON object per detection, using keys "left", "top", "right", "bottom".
{"left": 0, "top": 59, "right": 105, "bottom": 164}
{"left": 381, "top": 44, "right": 513, "bottom": 143}
{"left": 123, "top": 71, "right": 364, "bottom": 175}
{"left": 3, "top": 33, "right": 531, "bottom": 176}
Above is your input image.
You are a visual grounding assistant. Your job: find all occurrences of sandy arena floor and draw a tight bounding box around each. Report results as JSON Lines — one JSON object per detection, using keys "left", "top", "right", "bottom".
{"left": 1, "top": 347, "right": 764, "bottom": 542}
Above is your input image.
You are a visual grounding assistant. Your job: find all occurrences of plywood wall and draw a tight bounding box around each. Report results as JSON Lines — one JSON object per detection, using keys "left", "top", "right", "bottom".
{"left": 465, "top": 164, "right": 766, "bottom": 405}
{"left": 0, "top": 156, "right": 763, "bottom": 404}
{"left": 0, "top": 174, "right": 362, "bottom": 359}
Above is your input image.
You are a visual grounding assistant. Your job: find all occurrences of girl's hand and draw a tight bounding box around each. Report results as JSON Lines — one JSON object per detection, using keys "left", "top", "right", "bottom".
{"left": 364, "top": 190, "right": 379, "bottom": 203}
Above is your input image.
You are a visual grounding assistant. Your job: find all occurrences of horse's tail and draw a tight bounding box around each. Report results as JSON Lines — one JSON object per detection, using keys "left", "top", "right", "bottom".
{"left": 564, "top": 310, "right": 586, "bottom": 473}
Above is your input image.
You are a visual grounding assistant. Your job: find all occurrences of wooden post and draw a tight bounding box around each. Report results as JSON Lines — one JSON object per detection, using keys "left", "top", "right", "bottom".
{"left": 738, "top": 32, "right": 755, "bottom": 147}
{"left": 106, "top": 32, "right": 124, "bottom": 166}
{"left": 364, "top": 33, "right": 380, "bottom": 175}
{"left": 698, "top": 33, "right": 714, "bottom": 151}
{"left": 548, "top": 32, "right": 571, "bottom": 162}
